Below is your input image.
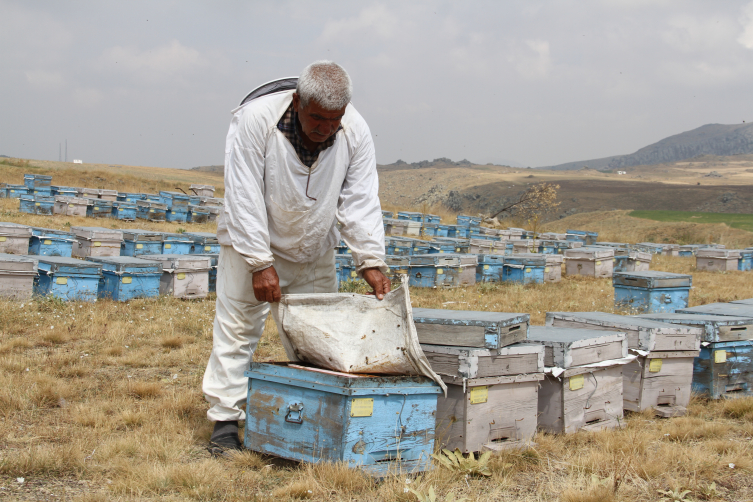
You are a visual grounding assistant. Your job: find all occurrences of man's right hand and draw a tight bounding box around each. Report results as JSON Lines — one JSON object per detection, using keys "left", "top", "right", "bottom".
{"left": 252, "top": 266, "right": 281, "bottom": 302}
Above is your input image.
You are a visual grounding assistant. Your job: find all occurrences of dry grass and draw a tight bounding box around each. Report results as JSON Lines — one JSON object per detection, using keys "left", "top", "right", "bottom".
{"left": 2, "top": 169, "right": 753, "bottom": 500}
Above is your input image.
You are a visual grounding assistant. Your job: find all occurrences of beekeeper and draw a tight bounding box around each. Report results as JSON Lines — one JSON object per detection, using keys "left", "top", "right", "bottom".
{"left": 203, "top": 60, "right": 390, "bottom": 454}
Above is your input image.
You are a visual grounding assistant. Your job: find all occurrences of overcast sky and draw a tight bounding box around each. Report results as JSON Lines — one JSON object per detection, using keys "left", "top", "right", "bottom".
{"left": 2, "top": 1, "right": 753, "bottom": 169}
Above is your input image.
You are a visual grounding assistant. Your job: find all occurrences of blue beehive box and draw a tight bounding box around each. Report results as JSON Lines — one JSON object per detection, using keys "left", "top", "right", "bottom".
{"left": 385, "top": 238, "right": 412, "bottom": 256}
{"left": 381, "top": 210, "right": 393, "bottom": 219}
{"left": 51, "top": 186, "right": 78, "bottom": 197}
{"left": 397, "top": 211, "right": 423, "bottom": 222}
{"left": 634, "top": 242, "right": 664, "bottom": 255}
{"left": 192, "top": 253, "right": 219, "bottom": 292}
{"left": 244, "top": 362, "right": 440, "bottom": 475}
{"left": 422, "top": 214, "right": 440, "bottom": 224}
{"left": 111, "top": 201, "right": 137, "bottom": 221}
{"left": 476, "top": 254, "right": 505, "bottom": 282}
{"left": 335, "top": 254, "right": 356, "bottom": 284}
{"left": 117, "top": 192, "right": 146, "bottom": 202}
{"left": 408, "top": 254, "right": 477, "bottom": 288}
{"left": 737, "top": 249, "right": 753, "bottom": 271}
{"left": 6, "top": 184, "right": 30, "bottom": 198}
{"left": 421, "top": 223, "right": 438, "bottom": 238}
{"left": 613, "top": 271, "right": 691, "bottom": 313}
{"left": 428, "top": 240, "right": 455, "bottom": 254}
{"left": 385, "top": 255, "right": 409, "bottom": 282}
{"left": 185, "top": 232, "right": 220, "bottom": 254}
{"left": 29, "top": 227, "right": 75, "bottom": 257}
{"left": 121, "top": 230, "right": 163, "bottom": 257}
{"left": 434, "top": 224, "right": 450, "bottom": 238}
{"left": 187, "top": 205, "right": 210, "bottom": 223}
{"left": 159, "top": 233, "right": 193, "bottom": 254}
{"left": 159, "top": 191, "right": 191, "bottom": 208}
{"left": 19, "top": 194, "right": 54, "bottom": 215}
{"left": 24, "top": 174, "right": 52, "bottom": 189}
{"left": 84, "top": 199, "right": 113, "bottom": 218}
{"left": 34, "top": 256, "right": 102, "bottom": 302}
{"left": 502, "top": 254, "right": 546, "bottom": 284}
{"left": 86, "top": 256, "right": 162, "bottom": 301}
{"left": 143, "top": 193, "right": 162, "bottom": 203}
{"left": 405, "top": 239, "right": 432, "bottom": 255}
{"left": 165, "top": 207, "right": 188, "bottom": 223}
{"left": 456, "top": 215, "right": 481, "bottom": 228}
{"left": 335, "top": 239, "right": 351, "bottom": 255}
{"left": 445, "top": 225, "right": 469, "bottom": 239}
{"left": 678, "top": 244, "right": 704, "bottom": 257}
{"left": 136, "top": 200, "right": 167, "bottom": 221}
{"left": 566, "top": 229, "right": 598, "bottom": 245}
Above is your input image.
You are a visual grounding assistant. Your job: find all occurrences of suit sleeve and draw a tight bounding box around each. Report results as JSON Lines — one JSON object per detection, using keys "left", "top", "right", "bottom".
{"left": 336, "top": 123, "right": 388, "bottom": 276}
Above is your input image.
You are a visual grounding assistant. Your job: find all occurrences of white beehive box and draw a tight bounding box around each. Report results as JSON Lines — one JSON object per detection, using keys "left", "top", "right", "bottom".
{"left": 420, "top": 343, "right": 544, "bottom": 380}
{"left": 564, "top": 247, "right": 615, "bottom": 278}
{"left": 527, "top": 326, "right": 628, "bottom": 368}
{"left": 623, "top": 351, "right": 696, "bottom": 417}
{"left": 71, "top": 226, "right": 123, "bottom": 258}
{"left": 77, "top": 187, "right": 100, "bottom": 199}
{"left": 53, "top": 196, "right": 89, "bottom": 217}
{"left": 0, "top": 253, "right": 38, "bottom": 300}
{"left": 190, "top": 184, "right": 215, "bottom": 197}
{"left": 98, "top": 189, "right": 118, "bottom": 201}
{"left": 696, "top": 249, "right": 740, "bottom": 272}
{"left": 544, "top": 254, "right": 563, "bottom": 283}
{"left": 148, "top": 254, "right": 211, "bottom": 299}
{"left": 0, "top": 222, "right": 32, "bottom": 254}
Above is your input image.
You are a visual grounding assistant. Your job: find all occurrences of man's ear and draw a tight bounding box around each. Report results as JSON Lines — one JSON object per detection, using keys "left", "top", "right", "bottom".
{"left": 292, "top": 92, "right": 300, "bottom": 110}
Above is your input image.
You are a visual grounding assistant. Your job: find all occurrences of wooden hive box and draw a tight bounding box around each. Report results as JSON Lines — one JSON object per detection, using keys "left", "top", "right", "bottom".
{"left": 564, "top": 247, "right": 614, "bottom": 278}
{"left": 159, "top": 232, "right": 194, "bottom": 255}
{"left": 23, "top": 174, "right": 52, "bottom": 189}
{"left": 614, "top": 249, "right": 652, "bottom": 273}
{"left": 420, "top": 343, "right": 544, "bottom": 380}
{"left": 121, "top": 230, "right": 163, "bottom": 257}
{"left": 244, "top": 362, "right": 441, "bottom": 475}
{"left": 635, "top": 242, "right": 664, "bottom": 255}
{"left": 635, "top": 313, "right": 753, "bottom": 399}
{"left": 189, "top": 184, "right": 215, "bottom": 197}
{"left": 0, "top": 222, "right": 32, "bottom": 255}
{"left": 469, "top": 238, "right": 497, "bottom": 254}
{"left": 412, "top": 308, "right": 529, "bottom": 349}
{"left": 538, "top": 364, "right": 624, "bottom": 433}
{"left": 737, "top": 250, "right": 753, "bottom": 271}
{"left": 117, "top": 192, "right": 146, "bottom": 202}
{"left": 29, "top": 227, "right": 75, "bottom": 258}
{"left": 19, "top": 194, "right": 54, "bottom": 215}
{"left": 111, "top": 201, "right": 137, "bottom": 221}
{"left": 78, "top": 187, "right": 100, "bottom": 199}
{"left": 622, "top": 349, "right": 697, "bottom": 416}
{"left": 71, "top": 226, "right": 123, "bottom": 258}
{"left": 476, "top": 254, "right": 505, "bottom": 283}
{"left": 546, "top": 311, "right": 701, "bottom": 352}
{"left": 192, "top": 253, "right": 218, "bottom": 293}
{"left": 613, "top": 271, "right": 692, "bottom": 313}
{"left": 84, "top": 198, "right": 113, "bottom": 218}
{"left": 502, "top": 253, "right": 547, "bottom": 284}
{"left": 53, "top": 195, "right": 88, "bottom": 217}
{"left": 98, "top": 189, "right": 118, "bottom": 201}
{"left": 696, "top": 249, "right": 740, "bottom": 272}
{"left": 527, "top": 326, "right": 628, "bottom": 368}
{"left": 148, "top": 254, "right": 211, "bottom": 299}
{"left": 86, "top": 256, "right": 163, "bottom": 301}
{"left": 5, "top": 184, "right": 30, "bottom": 198}
{"left": 544, "top": 254, "right": 563, "bottom": 283}
{"left": 185, "top": 232, "right": 220, "bottom": 254}
{"left": 0, "top": 253, "right": 38, "bottom": 300}
{"left": 136, "top": 200, "right": 167, "bottom": 222}
{"left": 677, "top": 303, "right": 753, "bottom": 317}
{"left": 34, "top": 256, "right": 102, "bottom": 302}
{"left": 408, "top": 254, "right": 476, "bottom": 288}
{"left": 385, "top": 255, "right": 409, "bottom": 282}
{"left": 679, "top": 244, "right": 704, "bottom": 257}
{"left": 660, "top": 244, "right": 680, "bottom": 256}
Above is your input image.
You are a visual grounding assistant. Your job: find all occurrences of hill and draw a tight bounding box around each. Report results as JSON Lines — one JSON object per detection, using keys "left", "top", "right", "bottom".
{"left": 543, "top": 123, "right": 753, "bottom": 171}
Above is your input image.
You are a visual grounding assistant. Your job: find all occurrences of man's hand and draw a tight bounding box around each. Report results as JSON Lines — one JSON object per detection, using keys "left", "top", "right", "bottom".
{"left": 362, "top": 268, "right": 391, "bottom": 300}
{"left": 252, "top": 266, "right": 281, "bottom": 303}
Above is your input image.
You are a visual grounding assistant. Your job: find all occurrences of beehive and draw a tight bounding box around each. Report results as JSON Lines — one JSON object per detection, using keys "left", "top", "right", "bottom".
{"left": 29, "top": 227, "right": 75, "bottom": 257}
{"left": 34, "top": 256, "right": 102, "bottom": 302}
{"left": 187, "top": 205, "right": 210, "bottom": 223}
{"left": 613, "top": 271, "right": 691, "bottom": 313}
{"left": 544, "top": 254, "right": 563, "bottom": 283}
{"left": 0, "top": 222, "right": 32, "bottom": 254}
{"left": 121, "top": 230, "right": 163, "bottom": 256}
{"left": 737, "top": 249, "right": 753, "bottom": 271}
{"left": 408, "top": 254, "right": 476, "bottom": 288}
{"left": 136, "top": 200, "right": 167, "bottom": 221}
{"left": 445, "top": 225, "right": 470, "bottom": 239}
{"left": 84, "top": 199, "right": 113, "bottom": 218}
{"left": 159, "top": 233, "right": 194, "bottom": 255}
{"left": 468, "top": 238, "right": 498, "bottom": 254}
{"left": 19, "top": 194, "right": 54, "bottom": 215}
{"left": 412, "top": 308, "right": 529, "bottom": 349}
{"left": 476, "top": 254, "right": 505, "bottom": 282}
{"left": 204, "top": 205, "right": 221, "bottom": 222}
{"left": 97, "top": 189, "right": 118, "bottom": 201}
{"left": 677, "top": 302, "right": 753, "bottom": 317}
{"left": 185, "top": 232, "right": 220, "bottom": 254}
{"left": 427, "top": 240, "right": 456, "bottom": 254}
{"left": 51, "top": 186, "right": 78, "bottom": 197}
{"left": 5, "top": 184, "right": 29, "bottom": 198}
{"left": 635, "top": 242, "right": 664, "bottom": 255}
{"left": 86, "top": 256, "right": 162, "bottom": 301}
{"left": 199, "top": 196, "right": 224, "bottom": 207}
{"left": 420, "top": 343, "right": 544, "bottom": 380}
{"left": 397, "top": 211, "right": 423, "bottom": 222}
{"left": 502, "top": 253, "right": 547, "bottom": 284}
{"left": 383, "top": 218, "right": 408, "bottom": 236}
{"left": 111, "top": 201, "right": 137, "bottom": 221}
{"left": 159, "top": 191, "right": 191, "bottom": 208}
{"left": 71, "top": 227, "right": 123, "bottom": 258}
{"left": 24, "top": 174, "right": 52, "bottom": 189}
{"left": 421, "top": 222, "right": 438, "bottom": 238}
{"left": 189, "top": 184, "right": 215, "bottom": 197}
{"left": 0, "top": 253, "right": 38, "bottom": 300}
{"left": 192, "top": 253, "right": 219, "bottom": 292}
{"left": 117, "top": 192, "right": 146, "bottom": 202}
{"left": 385, "top": 255, "right": 409, "bottom": 283}
{"left": 244, "top": 362, "right": 441, "bottom": 475}
{"left": 696, "top": 249, "right": 740, "bottom": 272}
{"left": 335, "top": 254, "right": 356, "bottom": 285}
{"left": 381, "top": 210, "right": 393, "bottom": 219}
{"left": 77, "top": 187, "right": 100, "bottom": 199}
{"left": 566, "top": 229, "right": 598, "bottom": 245}
{"left": 679, "top": 244, "right": 704, "bottom": 257}
{"left": 564, "top": 247, "right": 614, "bottom": 278}
{"left": 614, "top": 249, "right": 652, "bottom": 273}
{"left": 53, "top": 195, "right": 88, "bottom": 217}
{"left": 148, "top": 254, "right": 211, "bottom": 299}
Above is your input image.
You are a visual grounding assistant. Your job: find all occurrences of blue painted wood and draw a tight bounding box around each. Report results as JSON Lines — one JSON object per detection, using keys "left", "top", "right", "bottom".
{"left": 445, "top": 225, "right": 470, "bottom": 239}
{"left": 244, "top": 362, "right": 439, "bottom": 475}
{"left": 19, "top": 194, "right": 54, "bottom": 215}
{"left": 159, "top": 233, "right": 193, "bottom": 254}
{"left": 86, "top": 256, "right": 162, "bottom": 301}
{"left": 136, "top": 201, "right": 167, "bottom": 221}
{"left": 614, "top": 285, "right": 689, "bottom": 313}
{"left": 186, "top": 205, "right": 210, "bottom": 223}
{"left": 143, "top": 194, "right": 162, "bottom": 203}
{"left": 501, "top": 254, "right": 546, "bottom": 284}
{"left": 165, "top": 208, "right": 188, "bottom": 223}
{"left": 28, "top": 228, "right": 75, "bottom": 257}
{"left": 111, "top": 201, "right": 137, "bottom": 221}
{"left": 385, "top": 255, "right": 409, "bottom": 282}
{"left": 381, "top": 210, "right": 394, "bottom": 219}
{"left": 407, "top": 254, "right": 474, "bottom": 288}
{"left": 30, "top": 188, "right": 52, "bottom": 196}
{"left": 476, "top": 254, "right": 505, "bottom": 282}
{"left": 397, "top": 211, "right": 424, "bottom": 222}
{"left": 428, "top": 241, "right": 457, "bottom": 254}
{"left": 24, "top": 174, "right": 52, "bottom": 189}
{"left": 738, "top": 250, "right": 753, "bottom": 271}
{"left": 692, "top": 341, "right": 753, "bottom": 399}
{"left": 158, "top": 191, "right": 191, "bottom": 208}
{"left": 185, "top": 232, "right": 220, "bottom": 254}
{"left": 120, "top": 230, "right": 163, "bottom": 257}
{"left": 456, "top": 215, "right": 482, "bottom": 227}
{"left": 434, "top": 224, "right": 450, "bottom": 238}
{"left": 633, "top": 313, "right": 753, "bottom": 342}
{"left": 34, "top": 256, "right": 102, "bottom": 302}
{"left": 421, "top": 223, "right": 438, "bottom": 237}
{"left": 634, "top": 242, "right": 664, "bottom": 254}
{"left": 6, "top": 185, "right": 30, "bottom": 198}
{"left": 613, "top": 271, "right": 692, "bottom": 288}
{"left": 335, "top": 254, "right": 356, "bottom": 285}
{"left": 117, "top": 192, "right": 146, "bottom": 202}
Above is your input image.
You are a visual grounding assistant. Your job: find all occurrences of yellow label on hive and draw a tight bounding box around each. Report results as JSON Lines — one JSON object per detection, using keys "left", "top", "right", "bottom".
{"left": 0, "top": 237, "right": 5, "bottom": 242}
{"left": 176, "top": 273, "right": 186, "bottom": 280}
{"left": 596, "top": 261, "right": 602, "bottom": 265}
{"left": 56, "top": 277, "right": 68, "bottom": 285}
{"left": 470, "top": 386, "right": 488, "bottom": 404}
{"left": 439, "top": 250, "right": 444, "bottom": 253}
{"left": 69, "top": 204, "right": 74, "bottom": 208}
{"left": 347, "top": 249, "right": 351, "bottom": 253}
{"left": 714, "top": 350, "right": 727, "bottom": 364}
{"left": 456, "top": 247, "right": 460, "bottom": 252}
{"left": 136, "top": 243, "right": 143, "bottom": 249}
{"left": 35, "top": 202, "right": 40, "bottom": 206}
{"left": 649, "top": 359, "right": 663, "bottom": 373}
{"left": 119, "top": 208, "right": 123, "bottom": 211}
{"left": 94, "top": 207, "right": 99, "bottom": 210}
{"left": 165, "top": 244, "right": 172, "bottom": 249}
{"left": 150, "top": 209, "right": 155, "bottom": 212}
{"left": 569, "top": 374, "right": 584, "bottom": 391}
{"left": 93, "top": 242, "right": 101, "bottom": 247}
{"left": 122, "top": 276, "right": 132, "bottom": 284}
{"left": 44, "top": 239, "right": 52, "bottom": 245}
{"left": 204, "top": 245, "right": 211, "bottom": 251}
{"left": 350, "top": 271, "right": 357, "bottom": 277}
{"left": 545, "top": 267, "right": 550, "bottom": 272}
{"left": 350, "top": 398, "right": 374, "bottom": 417}
{"left": 437, "top": 268, "right": 444, "bottom": 274}
{"left": 525, "top": 268, "right": 531, "bottom": 273}
{"left": 484, "top": 265, "right": 490, "bottom": 270}
{"left": 171, "top": 211, "right": 176, "bottom": 214}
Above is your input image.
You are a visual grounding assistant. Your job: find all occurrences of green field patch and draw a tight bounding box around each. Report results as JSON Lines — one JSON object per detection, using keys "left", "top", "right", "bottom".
{"left": 629, "top": 210, "right": 753, "bottom": 232}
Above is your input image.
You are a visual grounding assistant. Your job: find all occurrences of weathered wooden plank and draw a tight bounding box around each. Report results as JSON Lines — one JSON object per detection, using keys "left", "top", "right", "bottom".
{"left": 413, "top": 308, "right": 529, "bottom": 349}
{"left": 634, "top": 313, "right": 753, "bottom": 343}
{"left": 420, "top": 343, "right": 544, "bottom": 379}
{"left": 623, "top": 354, "right": 694, "bottom": 413}
{"left": 528, "top": 326, "right": 627, "bottom": 368}
{"left": 692, "top": 341, "right": 753, "bottom": 399}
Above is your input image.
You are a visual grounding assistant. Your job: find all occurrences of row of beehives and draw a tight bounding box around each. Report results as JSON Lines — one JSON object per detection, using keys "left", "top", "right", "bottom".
{"left": 0, "top": 252, "right": 217, "bottom": 302}
{"left": 243, "top": 305, "right": 753, "bottom": 473}
{"left": 0, "top": 223, "right": 220, "bottom": 258}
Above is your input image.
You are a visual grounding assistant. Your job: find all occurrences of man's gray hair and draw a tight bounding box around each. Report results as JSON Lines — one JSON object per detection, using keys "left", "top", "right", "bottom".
{"left": 297, "top": 60, "right": 352, "bottom": 110}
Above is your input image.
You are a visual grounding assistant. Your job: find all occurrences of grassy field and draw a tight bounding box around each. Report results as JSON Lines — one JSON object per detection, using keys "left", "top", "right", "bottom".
{"left": 2, "top": 166, "right": 753, "bottom": 500}
{"left": 630, "top": 210, "right": 753, "bottom": 233}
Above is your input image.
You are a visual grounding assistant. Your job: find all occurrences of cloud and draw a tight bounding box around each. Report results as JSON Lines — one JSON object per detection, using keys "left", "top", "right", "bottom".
{"left": 739, "top": 1, "right": 753, "bottom": 49}
{"left": 24, "top": 70, "right": 65, "bottom": 89}
{"left": 101, "top": 40, "right": 208, "bottom": 80}
{"left": 318, "top": 4, "right": 403, "bottom": 44}
{"left": 510, "top": 40, "right": 552, "bottom": 79}
{"left": 73, "top": 87, "right": 104, "bottom": 107}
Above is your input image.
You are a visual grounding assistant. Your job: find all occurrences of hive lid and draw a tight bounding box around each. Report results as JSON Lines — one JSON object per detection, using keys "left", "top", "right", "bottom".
{"left": 159, "top": 232, "right": 194, "bottom": 242}
{"left": 147, "top": 254, "right": 211, "bottom": 270}
{"left": 136, "top": 200, "right": 168, "bottom": 209}
{"left": 477, "top": 254, "right": 505, "bottom": 264}
{"left": 0, "top": 253, "right": 38, "bottom": 273}
{"left": 191, "top": 253, "right": 219, "bottom": 267}
{"left": 676, "top": 303, "right": 753, "bottom": 317}
{"left": 634, "top": 312, "right": 753, "bottom": 327}
{"left": 412, "top": 308, "right": 529, "bottom": 327}
{"left": 121, "top": 229, "right": 163, "bottom": 241}
{"left": 30, "top": 227, "right": 75, "bottom": 239}
{"left": 36, "top": 256, "right": 102, "bottom": 275}
{"left": 546, "top": 311, "right": 700, "bottom": 333}
{"left": 613, "top": 271, "right": 692, "bottom": 288}
{"left": 697, "top": 248, "right": 741, "bottom": 259}
{"left": 409, "top": 254, "right": 460, "bottom": 267}
{"left": 564, "top": 247, "right": 615, "bottom": 259}
{"left": 112, "top": 201, "right": 137, "bottom": 208}
{"left": 385, "top": 255, "right": 410, "bottom": 266}
{"left": 71, "top": 226, "right": 123, "bottom": 241}
{"left": 0, "top": 222, "right": 33, "bottom": 237}
{"left": 86, "top": 256, "right": 162, "bottom": 274}
{"left": 528, "top": 326, "right": 626, "bottom": 344}
{"left": 184, "top": 232, "right": 218, "bottom": 244}
{"left": 503, "top": 253, "right": 547, "bottom": 266}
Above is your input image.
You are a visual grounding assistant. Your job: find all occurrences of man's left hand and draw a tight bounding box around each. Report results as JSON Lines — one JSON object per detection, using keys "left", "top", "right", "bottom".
{"left": 362, "top": 268, "right": 391, "bottom": 300}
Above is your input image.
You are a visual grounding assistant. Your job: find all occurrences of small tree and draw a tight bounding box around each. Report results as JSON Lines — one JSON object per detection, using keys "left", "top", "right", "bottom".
{"left": 490, "top": 183, "right": 560, "bottom": 238}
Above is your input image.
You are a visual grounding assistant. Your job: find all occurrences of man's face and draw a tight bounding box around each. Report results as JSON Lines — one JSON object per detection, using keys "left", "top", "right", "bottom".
{"left": 293, "top": 93, "right": 347, "bottom": 143}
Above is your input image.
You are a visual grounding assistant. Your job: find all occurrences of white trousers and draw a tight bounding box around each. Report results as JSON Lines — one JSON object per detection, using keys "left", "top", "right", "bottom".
{"left": 202, "top": 244, "right": 337, "bottom": 422}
